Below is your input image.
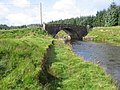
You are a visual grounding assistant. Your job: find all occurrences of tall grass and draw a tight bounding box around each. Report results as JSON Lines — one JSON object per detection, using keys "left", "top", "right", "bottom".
{"left": 0, "top": 27, "right": 53, "bottom": 89}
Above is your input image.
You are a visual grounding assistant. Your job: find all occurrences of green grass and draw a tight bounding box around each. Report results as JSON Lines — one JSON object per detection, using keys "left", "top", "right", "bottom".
{"left": 0, "top": 27, "right": 53, "bottom": 89}
{"left": 0, "top": 27, "right": 48, "bottom": 39}
{"left": 47, "top": 40, "right": 117, "bottom": 90}
{"left": 55, "top": 30, "right": 69, "bottom": 38}
{"left": 85, "top": 26, "right": 120, "bottom": 44}
{"left": 0, "top": 27, "right": 117, "bottom": 90}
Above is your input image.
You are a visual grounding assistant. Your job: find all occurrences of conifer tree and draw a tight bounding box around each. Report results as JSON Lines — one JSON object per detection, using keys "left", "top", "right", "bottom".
{"left": 105, "top": 2, "right": 119, "bottom": 26}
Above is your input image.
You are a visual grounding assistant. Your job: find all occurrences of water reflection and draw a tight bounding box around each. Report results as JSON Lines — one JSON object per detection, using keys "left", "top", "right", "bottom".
{"left": 72, "top": 41, "right": 120, "bottom": 89}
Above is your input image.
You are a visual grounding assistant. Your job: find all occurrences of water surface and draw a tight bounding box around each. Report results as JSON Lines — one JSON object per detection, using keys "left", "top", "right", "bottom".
{"left": 72, "top": 41, "right": 120, "bottom": 89}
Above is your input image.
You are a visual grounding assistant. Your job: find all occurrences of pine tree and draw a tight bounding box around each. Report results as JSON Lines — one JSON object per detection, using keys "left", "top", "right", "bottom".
{"left": 105, "top": 2, "right": 119, "bottom": 26}
{"left": 95, "top": 10, "right": 106, "bottom": 27}
{"left": 118, "top": 6, "right": 120, "bottom": 25}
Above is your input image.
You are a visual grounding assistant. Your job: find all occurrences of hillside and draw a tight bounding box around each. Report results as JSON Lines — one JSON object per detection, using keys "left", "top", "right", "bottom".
{"left": 0, "top": 27, "right": 117, "bottom": 90}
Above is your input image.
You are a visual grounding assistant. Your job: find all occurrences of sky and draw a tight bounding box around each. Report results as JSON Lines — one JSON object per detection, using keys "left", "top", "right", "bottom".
{"left": 0, "top": 0, "right": 120, "bottom": 26}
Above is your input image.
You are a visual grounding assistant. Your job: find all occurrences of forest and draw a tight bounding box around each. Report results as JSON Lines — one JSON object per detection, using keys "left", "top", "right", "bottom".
{"left": 49, "top": 2, "right": 120, "bottom": 27}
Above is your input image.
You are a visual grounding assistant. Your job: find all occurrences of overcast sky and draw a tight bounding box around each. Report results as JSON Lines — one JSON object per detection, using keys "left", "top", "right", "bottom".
{"left": 0, "top": 0, "right": 120, "bottom": 26}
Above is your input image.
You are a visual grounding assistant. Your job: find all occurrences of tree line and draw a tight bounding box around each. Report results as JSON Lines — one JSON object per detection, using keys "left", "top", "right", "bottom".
{"left": 0, "top": 24, "right": 27, "bottom": 30}
{"left": 0, "top": 24, "right": 40, "bottom": 30}
{"left": 49, "top": 2, "right": 120, "bottom": 27}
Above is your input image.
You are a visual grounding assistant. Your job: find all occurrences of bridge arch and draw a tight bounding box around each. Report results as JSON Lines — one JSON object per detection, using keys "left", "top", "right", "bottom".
{"left": 55, "top": 27, "right": 80, "bottom": 40}
{"left": 43, "top": 24, "right": 88, "bottom": 40}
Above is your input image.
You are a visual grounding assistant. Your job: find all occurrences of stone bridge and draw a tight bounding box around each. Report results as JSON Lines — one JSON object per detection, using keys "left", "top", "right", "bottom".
{"left": 43, "top": 24, "right": 88, "bottom": 40}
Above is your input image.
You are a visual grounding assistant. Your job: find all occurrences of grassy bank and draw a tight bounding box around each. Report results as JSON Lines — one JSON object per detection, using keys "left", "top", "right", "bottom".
{"left": 0, "top": 27, "right": 53, "bottom": 89}
{"left": 47, "top": 40, "right": 116, "bottom": 90}
{"left": 0, "top": 27, "right": 117, "bottom": 89}
{"left": 85, "top": 26, "right": 120, "bottom": 44}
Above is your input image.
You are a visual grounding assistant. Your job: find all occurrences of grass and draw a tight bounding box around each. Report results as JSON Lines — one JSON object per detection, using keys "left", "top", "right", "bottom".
{"left": 47, "top": 40, "right": 117, "bottom": 90}
{"left": 85, "top": 26, "right": 120, "bottom": 44}
{"left": 55, "top": 30, "right": 69, "bottom": 39}
{"left": 0, "top": 27, "right": 53, "bottom": 89}
{"left": 0, "top": 27, "right": 117, "bottom": 90}
{"left": 0, "top": 27, "right": 48, "bottom": 39}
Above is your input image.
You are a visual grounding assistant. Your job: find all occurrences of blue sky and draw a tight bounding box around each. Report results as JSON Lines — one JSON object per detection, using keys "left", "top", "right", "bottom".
{"left": 0, "top": 0, "right": 120, "bottom": 26}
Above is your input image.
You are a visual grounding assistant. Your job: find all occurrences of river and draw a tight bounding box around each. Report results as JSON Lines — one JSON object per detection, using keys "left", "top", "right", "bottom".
{"left": 72, "top": 41, "right": 120, "bottom": 89}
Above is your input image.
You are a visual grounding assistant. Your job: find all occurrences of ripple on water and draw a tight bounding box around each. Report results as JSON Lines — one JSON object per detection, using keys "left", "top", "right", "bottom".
{"left": 72, "top": 41, "right": 120, "bottom": 89}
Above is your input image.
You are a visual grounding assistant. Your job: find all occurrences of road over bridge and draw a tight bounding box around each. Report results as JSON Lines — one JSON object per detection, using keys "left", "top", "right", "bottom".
{"left": 43, "top": 24, "right": 88, "bottom": 40}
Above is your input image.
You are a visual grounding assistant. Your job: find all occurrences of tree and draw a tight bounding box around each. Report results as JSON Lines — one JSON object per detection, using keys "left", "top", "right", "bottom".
{"left": 95, "top": 10, "right": 106, "bottom": 27}
{"left": 48, "top": 2, "right": 120, "bottom": 27}
{"left": 118, "top": 6, "right": 120, "bottom": 25}
{"left": 105, "top": 2, "right": 119, "bottom": 26}
{"left": 0, "top": 24, "right": 9, "bottom": 30}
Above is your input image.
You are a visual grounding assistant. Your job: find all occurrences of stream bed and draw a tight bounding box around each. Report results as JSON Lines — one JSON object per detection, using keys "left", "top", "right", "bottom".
{"left": 72, "top": 41, "right": 120, "bottom": 89}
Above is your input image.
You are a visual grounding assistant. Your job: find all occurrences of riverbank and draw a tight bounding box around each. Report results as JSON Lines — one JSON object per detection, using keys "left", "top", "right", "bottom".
{"left": 0, "top": 27, "right": 117, "bottom": 89}
{"left": 0, "top": 27, "right": 53, "bottom": 89}
{"left": 47, "top": 40, "right": 117, "bottom": 90}
{"left": 85, "top": 26, "right": 120, "bottom": 45}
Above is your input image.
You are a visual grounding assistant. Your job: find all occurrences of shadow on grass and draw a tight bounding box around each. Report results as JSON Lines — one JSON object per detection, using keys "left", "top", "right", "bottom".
{"left": 38, "top": 41, "right": 62, "bottom": 90}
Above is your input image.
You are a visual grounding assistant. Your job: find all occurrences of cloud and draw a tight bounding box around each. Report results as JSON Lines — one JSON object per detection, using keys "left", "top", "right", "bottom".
{"left": 11, "top": 0, "right": 30, "bottom": 8}
{"left": 0, "top": 3, "right": 9, "bottom": 18}
{"left": 6, "top": 13, "right": 36, "bottom": 26}
{"left": 92, "top": 0, "right": 113, "bottom": 9}
{"left": 43, "top": 0, "right": 116, "bottom": 22}
{"left": 0, "top": 1, "right": 40, "bottom": 26}
{"left": 93, "top": 0, "right": 112, "bottom": 4}
{"left": 53, "top": 0, "right": 76, "bottom": 11}
{"left": 43, "top": 11, "right": 73, "bottom": 22}
{"left": 43, "top": 0, "right": 110, "bottom": 22}
{"left": 0, "top": 0, "right": 119, "bottom": 25}
{"left": 43, "top": 0, "right": 97, "bottom": 22}
{"left": 43, "top": 0, "right": 78, "bottom": 22}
